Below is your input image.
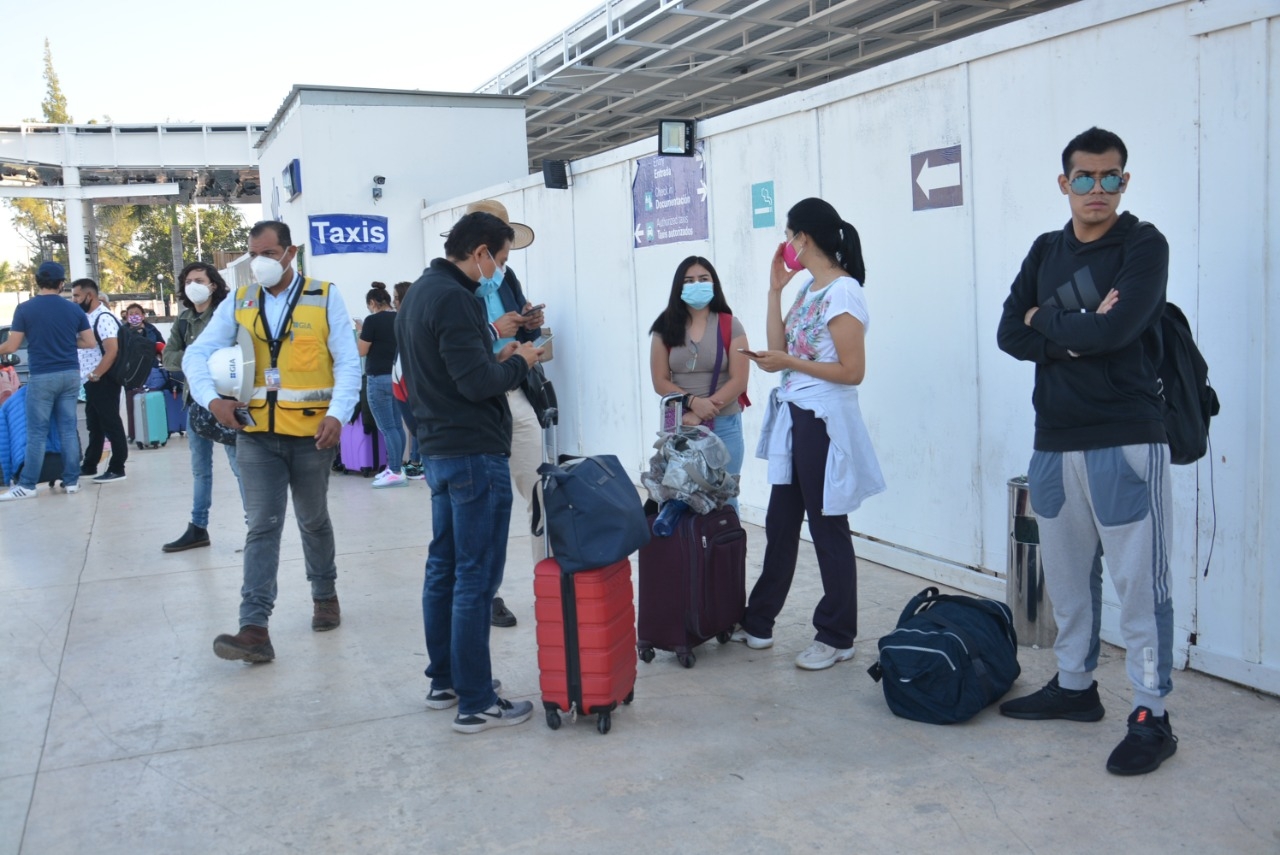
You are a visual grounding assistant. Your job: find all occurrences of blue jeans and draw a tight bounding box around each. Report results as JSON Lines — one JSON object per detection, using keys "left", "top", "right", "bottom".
{"left": 396, "top": 396, "right": 420, "bottom": 463}
{"left": 187, "top": 423, "right": 244, "bottom": 528}
{"left": 20, "top": 370, "right": 82, "bottom": 490}
{"left": 710, "top": 412, "right": 744, "bottom": 514}
{"left": 422, "top": 454, "right": 512, "bottom": 715}
{"left": 236, "top": 432, "right": 338, "bottom": 628}
{"left": 366, "top": 374, "right": 405, "bottom": 471}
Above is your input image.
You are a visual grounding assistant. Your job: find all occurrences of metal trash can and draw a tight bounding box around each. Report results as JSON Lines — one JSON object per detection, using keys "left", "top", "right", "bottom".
{"left": 1007, "top": 476, "right": 1057, "bottom": 648}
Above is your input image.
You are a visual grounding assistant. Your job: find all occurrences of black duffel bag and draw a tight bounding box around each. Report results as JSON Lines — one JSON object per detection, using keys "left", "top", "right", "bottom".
{"left": 869, "top": 586, "right": 1021, "bottom": 724}
{"left": 532, "top": 454, "right": 650, "bottom": 573}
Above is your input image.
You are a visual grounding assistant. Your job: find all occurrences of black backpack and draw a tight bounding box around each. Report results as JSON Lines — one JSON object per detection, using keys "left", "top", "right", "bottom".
{"left": 1158, "top": 303, "right": 1220, "bottom": 465}
{"left": 93, "top": 317, "right": 154, "bottom": 389}
{"left": 869, "top": 587, "right": 1021, "bottom": 725}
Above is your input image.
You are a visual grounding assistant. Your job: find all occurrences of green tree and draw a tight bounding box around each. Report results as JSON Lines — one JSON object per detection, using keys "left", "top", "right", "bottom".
{"left": 0, "top": 261, "right": 23, "bottom": 293}
{"left": 129, "top": 205, "right": 249, "bottom": 296}
{"left": 8, "top": 39, "right": 73, "bottom": 271}
{"left": 40, "top": 38, "right": 72, "bottom": 123}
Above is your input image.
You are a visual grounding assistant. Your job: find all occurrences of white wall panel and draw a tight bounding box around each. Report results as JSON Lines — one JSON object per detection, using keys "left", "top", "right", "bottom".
{"left": 818, "top": 68, "right": 983, "bottom": 567}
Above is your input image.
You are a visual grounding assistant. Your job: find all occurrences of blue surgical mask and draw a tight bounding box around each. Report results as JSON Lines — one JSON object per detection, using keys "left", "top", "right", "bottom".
{"left": 681, "top": 282, "right": 714, "bottom": 309}
{"left": 476, "top": 251, "right": 505, "bottom": 297}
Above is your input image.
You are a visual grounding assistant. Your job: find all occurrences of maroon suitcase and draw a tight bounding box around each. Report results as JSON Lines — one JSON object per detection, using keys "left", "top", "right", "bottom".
{"left": 636, "top": 505, "right": 747, "bottom": 668}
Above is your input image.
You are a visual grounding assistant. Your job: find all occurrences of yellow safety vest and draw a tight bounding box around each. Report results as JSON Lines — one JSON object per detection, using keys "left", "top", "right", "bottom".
{"left": 233, "top": 277, "right": 334, "bottom": 436}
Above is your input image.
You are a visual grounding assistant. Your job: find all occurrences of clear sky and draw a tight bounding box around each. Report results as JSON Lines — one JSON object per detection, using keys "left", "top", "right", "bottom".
{"left": 0, "top": 0, "right": 604, "bottom": 265}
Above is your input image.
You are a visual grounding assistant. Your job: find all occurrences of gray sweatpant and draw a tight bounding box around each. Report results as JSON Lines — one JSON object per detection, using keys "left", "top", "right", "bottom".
{"left": 1027, "top": 443, "right": 1173, "bottom": 714}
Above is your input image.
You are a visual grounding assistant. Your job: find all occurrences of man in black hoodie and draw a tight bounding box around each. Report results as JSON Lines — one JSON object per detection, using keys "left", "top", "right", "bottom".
{"left": 397, "top": 212, "right": 542, "bottom": 735}
{"left": 996, "top": 128, "right": 1176, "bottom": 776}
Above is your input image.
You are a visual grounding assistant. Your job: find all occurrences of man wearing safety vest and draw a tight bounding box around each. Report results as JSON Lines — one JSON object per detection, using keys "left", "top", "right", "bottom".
{"left": 183, "top": 220, "right": 362, "bottom": 663}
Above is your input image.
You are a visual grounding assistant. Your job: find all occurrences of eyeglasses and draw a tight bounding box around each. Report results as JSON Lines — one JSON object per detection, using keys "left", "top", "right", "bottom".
{"left": 1068, "top": 173, "right": 1125, "bottom": 195}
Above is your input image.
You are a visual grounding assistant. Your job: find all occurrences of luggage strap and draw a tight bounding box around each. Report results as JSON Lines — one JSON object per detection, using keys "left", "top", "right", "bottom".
{"left": 917, "top": 609, "right": 997, "bottom": 697}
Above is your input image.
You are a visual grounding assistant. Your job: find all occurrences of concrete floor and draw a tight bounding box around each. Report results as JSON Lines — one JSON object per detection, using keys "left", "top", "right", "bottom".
{"left": 2, "top": 432, "right": 1278, "bottom": 855}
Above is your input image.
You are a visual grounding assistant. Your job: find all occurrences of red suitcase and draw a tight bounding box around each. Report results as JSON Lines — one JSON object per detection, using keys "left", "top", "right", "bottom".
{"left": 636, "top": 506, "right": 747, "bottom": 667}
{"left": 534, "top": 556, "right": 636, "bottom": 734}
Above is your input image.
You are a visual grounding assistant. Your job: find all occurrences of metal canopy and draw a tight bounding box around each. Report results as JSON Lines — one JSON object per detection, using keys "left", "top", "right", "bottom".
{"left": 476, "top": 0, "right": 1080, "bottom": 170}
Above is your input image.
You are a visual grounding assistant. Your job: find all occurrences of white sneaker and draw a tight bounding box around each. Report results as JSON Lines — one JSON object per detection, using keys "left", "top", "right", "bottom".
{"left": 62, "top": 481, "right": 81, "bottom": 494}
{"left": 728, "top": 628, "right": 773, "bottom": 649}
{"left": 372, "top": 469, "right": 407, "bottom": 489}
{"left": 0, "top": 484, "right": 36, "bottom": 501}
{"left": 795, "top": 640, "right": 855, "bottom": 671}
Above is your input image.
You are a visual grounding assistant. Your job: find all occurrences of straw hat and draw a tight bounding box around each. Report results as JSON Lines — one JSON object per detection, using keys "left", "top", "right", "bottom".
{"left": 465, "top": 199, "right": 535, "bottom": 249}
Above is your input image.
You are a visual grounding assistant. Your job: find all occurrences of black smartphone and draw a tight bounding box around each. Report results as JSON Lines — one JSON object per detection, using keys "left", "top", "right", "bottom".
{"left": 522, "top": 303, "right": 546, "bottom": 316}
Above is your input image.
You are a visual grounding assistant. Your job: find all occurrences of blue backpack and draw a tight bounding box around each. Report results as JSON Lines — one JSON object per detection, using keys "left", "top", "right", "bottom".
{"left": 869, "top": 587, "right": 1021, "bottom": 724}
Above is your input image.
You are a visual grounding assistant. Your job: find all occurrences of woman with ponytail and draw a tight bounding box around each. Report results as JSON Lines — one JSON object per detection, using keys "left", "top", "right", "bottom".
{"left": 730, "top": 197, "right": 885, "bottom": 670}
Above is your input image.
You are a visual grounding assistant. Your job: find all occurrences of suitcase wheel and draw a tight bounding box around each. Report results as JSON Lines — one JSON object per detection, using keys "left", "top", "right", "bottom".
{"left": 623, "top": 689, "right": 634, "bottom": 705}
{"left": 677, "top": 651, "right": 696, "bottom": 669}
{"left": 716, "top": 630, "right": 733, "bottom": 644}
{"left": 360, "top": 467, "right": 374, "bottom": 478}
{"left": 135, "top": 442, "right": 144, "bottom": 450}
{"left": 638, "top": 646, "right": 655, "bottom": 664}
{"left": 596, "top": 712, "right": 611, "bottom": 735}
{"left": 545, "top": 709, "right": 561, "bottom": 730}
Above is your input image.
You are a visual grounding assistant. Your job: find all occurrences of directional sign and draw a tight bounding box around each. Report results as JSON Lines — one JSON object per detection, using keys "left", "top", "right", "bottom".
{"left": 752, "top": 181, "right": 775, "bottom": 229}
{"left": 911, "top": 145, "right": 963, "bottom": 211}
{"left": 632, "top": 147, "right": 709, "bottom": 248}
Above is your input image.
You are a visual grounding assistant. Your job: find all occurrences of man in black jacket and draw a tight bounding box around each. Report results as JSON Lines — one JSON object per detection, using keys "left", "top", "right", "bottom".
{"left": 464, "top": 198, "right": 547, "bottom": 628}
{"left": 996, "top": 127, "right": 1177, "bottom": 776}
{"left": 397, "top": 212, "right": 542, "bottom": 734}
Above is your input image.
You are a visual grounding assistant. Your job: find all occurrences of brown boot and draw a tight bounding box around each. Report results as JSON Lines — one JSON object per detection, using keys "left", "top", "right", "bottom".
{"left": 312, "top": 596, "right": 341, "bottom": 631}
{"left": 213, "top": 625, "right": 274, "bottom": 662}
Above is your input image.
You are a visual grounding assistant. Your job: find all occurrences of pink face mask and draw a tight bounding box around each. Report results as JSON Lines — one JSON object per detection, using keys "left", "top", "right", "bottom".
{"left": 782, "top": 238, "right": 804, "bottom": 272}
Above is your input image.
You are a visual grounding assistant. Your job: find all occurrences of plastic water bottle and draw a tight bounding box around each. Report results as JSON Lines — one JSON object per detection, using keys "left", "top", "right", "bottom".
{"left": 652, "top": 500, "right": 689, "bottom": 537}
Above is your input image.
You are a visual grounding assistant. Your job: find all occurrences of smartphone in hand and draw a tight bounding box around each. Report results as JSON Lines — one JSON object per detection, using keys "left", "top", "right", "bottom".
{"left": 534, "top": 333, "right": 554, "bottom": 348}
{"left": 522, "top": 303, "right": 546, "bottom": 316}
{"left": 738, "top": 347, "right": 763, "bottom": 358}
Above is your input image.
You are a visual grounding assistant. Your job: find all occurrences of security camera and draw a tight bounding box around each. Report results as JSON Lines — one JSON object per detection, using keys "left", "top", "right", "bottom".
{"left": 373, "top": 175, "right": 386, "bottom": 185}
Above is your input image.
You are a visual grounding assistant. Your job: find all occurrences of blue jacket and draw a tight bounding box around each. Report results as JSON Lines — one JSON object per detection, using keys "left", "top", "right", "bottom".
{"left": 0, "top": 387, "right": 65, "bottom": 485}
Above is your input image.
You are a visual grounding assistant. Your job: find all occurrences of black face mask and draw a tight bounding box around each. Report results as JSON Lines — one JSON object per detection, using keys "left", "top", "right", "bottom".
{"left": 77, "top": 299, "right": 92, "bottom": 313}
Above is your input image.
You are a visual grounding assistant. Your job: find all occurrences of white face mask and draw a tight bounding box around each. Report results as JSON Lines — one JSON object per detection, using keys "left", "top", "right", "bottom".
{"left": 185, "top": 282, "right": 213, "bottom": 305}
{"left": 250, "top": 254, "right": 285, "bottom": 288}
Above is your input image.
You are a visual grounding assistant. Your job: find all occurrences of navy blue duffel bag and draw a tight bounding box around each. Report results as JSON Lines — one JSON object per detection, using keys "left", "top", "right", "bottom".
{"left": 533, "top": 454, "right": 651, "bottom": 573}
{"left": 869, "top": 586, "right": 1021, "bottom": 724}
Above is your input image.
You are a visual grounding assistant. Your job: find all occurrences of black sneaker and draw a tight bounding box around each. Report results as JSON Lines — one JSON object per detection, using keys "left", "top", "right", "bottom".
{"left": 92, "top": 471, "right": 127, "bottom": 484}
{"left": 424, "top": 679, "right": 503, "bottom": 710}
{"left": 1106, "top": 707, "right": 1177, "bottom": 775}
{"left": 451, "top": 697, "right": 534, "bottom": 733}
{"left": 491, "top": 596, "right": 517, "bottom": 628}
{"left": 999, "top": 674, "right": 1106, "bottom": 721}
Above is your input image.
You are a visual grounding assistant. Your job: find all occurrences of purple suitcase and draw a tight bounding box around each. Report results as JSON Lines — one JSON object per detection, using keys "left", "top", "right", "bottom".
{"left": 338, "top": 420, "right": 385, "bottom": 477}
{"left": 636, "top": 393, "right": 747, "bottom": 668}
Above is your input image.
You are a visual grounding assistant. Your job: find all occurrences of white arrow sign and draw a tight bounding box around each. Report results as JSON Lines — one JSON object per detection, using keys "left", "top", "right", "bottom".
{"left": 635, "top": 223, "right": 646, "bottom": 242}
{"left": 696, "top": 181, "right": 708, "bottom": 203}
{"left": 915, "top": 158, "right": 961, "bottom": 195}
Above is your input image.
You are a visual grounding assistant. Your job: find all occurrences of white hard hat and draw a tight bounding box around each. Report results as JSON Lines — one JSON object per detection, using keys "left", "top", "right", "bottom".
{"left": 207, "top": 327, "right": 256, "bottom": 403}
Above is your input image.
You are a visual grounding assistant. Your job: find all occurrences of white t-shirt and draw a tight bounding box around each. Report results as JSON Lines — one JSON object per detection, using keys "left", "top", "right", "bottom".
{"left": 79, "top": 305, "right": 120, "bottom": 379}
{"left": 781, "top": 275, "right": 869, "bottom": 394}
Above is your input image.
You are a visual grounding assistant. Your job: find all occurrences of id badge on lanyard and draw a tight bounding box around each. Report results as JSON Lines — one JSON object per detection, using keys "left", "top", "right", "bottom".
{"left": 264, "top": 367, "right": 282, "bottom": 391}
